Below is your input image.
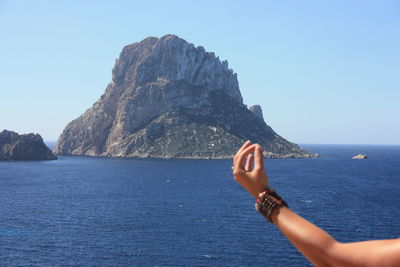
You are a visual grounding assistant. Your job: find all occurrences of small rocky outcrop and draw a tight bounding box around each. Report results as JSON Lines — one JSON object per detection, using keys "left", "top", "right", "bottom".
{"left": 352, "top": 154, "right": 368, "bottom": 159}
{"left": 0, "top": 130, "right": 57, "bottom": 161}
{"left": 55, "top": 34, "right": 317, "bottom": 159}
{"left": 248, "top": 105, "right": 264, "bottom": 121}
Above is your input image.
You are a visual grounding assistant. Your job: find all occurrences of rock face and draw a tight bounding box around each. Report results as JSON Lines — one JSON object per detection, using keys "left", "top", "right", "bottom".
{"left": 249, "top": 105, "right": 264, "bottom": 121}
{"left": 0, "top": 130, "right": 57, "bottom": 160}
{"left": 55, "top": 34, "right": 316, "bottom": 159}
{"left": 352, "top": 154, "right": 368, "bottom": 159}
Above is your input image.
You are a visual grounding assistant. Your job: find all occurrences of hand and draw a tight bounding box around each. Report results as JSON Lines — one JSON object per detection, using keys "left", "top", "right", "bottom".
{"left": 232, "top": 141, "right": 269, "bottom": 199}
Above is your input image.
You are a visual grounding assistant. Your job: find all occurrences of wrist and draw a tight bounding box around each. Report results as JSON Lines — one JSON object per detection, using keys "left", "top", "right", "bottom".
{"left": 251, "top": 186, "right": 270, "bottom": 199}
{"left": 270, "top": 205, "right": 288, "bottom": 224}
{"left": 255, "top": 189, "right": 288, "bottom": 223}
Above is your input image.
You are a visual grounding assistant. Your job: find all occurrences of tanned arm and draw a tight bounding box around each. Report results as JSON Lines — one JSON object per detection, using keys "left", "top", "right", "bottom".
{"left": 232, "top": 141, "right": 400, "bottom": 267}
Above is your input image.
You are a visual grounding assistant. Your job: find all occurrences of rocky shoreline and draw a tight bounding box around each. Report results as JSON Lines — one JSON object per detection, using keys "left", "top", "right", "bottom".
{"left": 59, "top": 150, "right": 318, "bottom": 160}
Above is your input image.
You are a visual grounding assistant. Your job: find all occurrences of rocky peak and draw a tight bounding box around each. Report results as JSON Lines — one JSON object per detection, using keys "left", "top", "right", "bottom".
{"left": 248, "top": 105, "right": 264, "bottom": 121}
{"left": 55, "top": 35, "right": 316, "bottom": 159}
{"left": 112, "top": 34, "right": 242, "bottom": 103}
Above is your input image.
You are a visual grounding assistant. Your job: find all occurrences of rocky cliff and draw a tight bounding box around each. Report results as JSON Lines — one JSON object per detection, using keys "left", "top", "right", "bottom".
{"left": 55, "top": 34, "right": 316, "bottom": 159}
{"left": 0, "top": 130, "right": 57, "bottom": 160}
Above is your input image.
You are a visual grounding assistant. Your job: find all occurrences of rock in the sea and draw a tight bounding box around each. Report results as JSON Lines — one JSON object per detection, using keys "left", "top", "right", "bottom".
{"left": 55, "top": 34, "right": 317, "bottom": 159}
{"left": 352, "top": 154, "right": 368, "bottom": 159}
{"left": 0, "top": 130, "right": 57, "bottom": 160}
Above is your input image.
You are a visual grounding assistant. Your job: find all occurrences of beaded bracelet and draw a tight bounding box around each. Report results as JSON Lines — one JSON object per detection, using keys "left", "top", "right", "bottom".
{"left": 255, "top": 189, "right": 288, "bottom": 223}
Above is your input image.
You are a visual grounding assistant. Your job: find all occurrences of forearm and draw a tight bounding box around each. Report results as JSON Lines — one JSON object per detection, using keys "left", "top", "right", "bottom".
{"left": 270, "top": 207, "right": 400, "bottom": 267}
{"left": 271, "top": 207, "right": 337, "bottom": 266}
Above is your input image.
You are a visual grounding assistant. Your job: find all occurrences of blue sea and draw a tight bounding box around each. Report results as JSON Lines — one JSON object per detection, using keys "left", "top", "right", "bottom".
{"left": 0, "top": 145, "right": 399, "bottom": 266}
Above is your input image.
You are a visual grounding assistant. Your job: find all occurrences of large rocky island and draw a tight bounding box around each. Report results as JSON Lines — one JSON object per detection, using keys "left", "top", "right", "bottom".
{"left": 0, "top": 130, "right": 57, "bottom": 161}
{"left": 55, "top": 34, "right": 316, "bottom": 159}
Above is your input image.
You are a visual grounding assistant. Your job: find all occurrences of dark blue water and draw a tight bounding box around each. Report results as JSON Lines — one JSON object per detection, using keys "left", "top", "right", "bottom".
{"left": 0, "top": 145, "right": 399, "bottom": 266}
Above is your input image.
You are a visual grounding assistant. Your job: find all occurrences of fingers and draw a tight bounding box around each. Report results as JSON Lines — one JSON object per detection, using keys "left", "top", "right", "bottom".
{"left": 254, "top": 144, "right": 265, "bottom": 171}
{"left": 235, "top": 144, "right": 258, "bottom": 171}
{"left": 245, "top": 153, "right": 253, "bottom": 171}
{"left": 235, "top": 140, "right": 252, "bottom": 156}
{"left": 233, "top": 140, "right": 252, "bottom": 168}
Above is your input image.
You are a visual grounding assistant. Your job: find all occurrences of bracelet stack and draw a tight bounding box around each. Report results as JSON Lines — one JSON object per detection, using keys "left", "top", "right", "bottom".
{"left": 255, "top": 189, "right": 288, "bottom": 223}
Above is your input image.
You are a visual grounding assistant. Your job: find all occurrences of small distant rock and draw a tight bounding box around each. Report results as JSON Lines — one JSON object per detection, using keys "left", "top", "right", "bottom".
{"left": 352, "top": 154, "right": 368, "bottom": 159}
{"left": 0, "top": 130, "right": 57, "bottom": 161}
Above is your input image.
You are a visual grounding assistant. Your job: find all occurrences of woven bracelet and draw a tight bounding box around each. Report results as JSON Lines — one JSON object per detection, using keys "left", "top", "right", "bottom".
{"left": 255, "top": 189, "right": 288, "bottom": 223}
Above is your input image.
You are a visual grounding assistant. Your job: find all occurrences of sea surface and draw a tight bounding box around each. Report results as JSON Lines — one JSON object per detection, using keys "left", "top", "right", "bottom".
{"left": 0, "top": 145, "right": 399, "bottom": 266}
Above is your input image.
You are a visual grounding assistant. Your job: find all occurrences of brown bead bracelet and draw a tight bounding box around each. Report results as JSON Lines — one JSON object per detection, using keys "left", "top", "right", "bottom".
{"left": 255, "top": 189, "right": 288, "bottom": 223}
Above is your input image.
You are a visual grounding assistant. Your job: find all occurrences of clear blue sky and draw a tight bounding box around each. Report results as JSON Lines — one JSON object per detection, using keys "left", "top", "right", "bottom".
{"left": 1, "top": 0, "right": 399, "bottom": 144}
